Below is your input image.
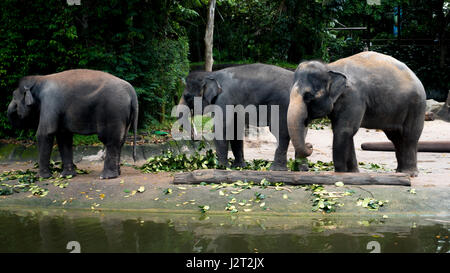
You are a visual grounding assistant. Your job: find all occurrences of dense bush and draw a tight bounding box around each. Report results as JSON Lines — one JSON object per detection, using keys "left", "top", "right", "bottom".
{"left": 187, "top": 0, "right": 328, "bottom": 63}
{"left": 187, "top": 0, "right": 449, "bottom": 100}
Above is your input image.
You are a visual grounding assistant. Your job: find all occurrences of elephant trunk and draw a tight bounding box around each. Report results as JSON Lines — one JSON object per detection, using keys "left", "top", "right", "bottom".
{"left": 287, "top": 87, "right": 313, "bottom": 158}
{"left": 7, "top": 101, "right": 22, "bottom": 128}
{"left": 177, "top": 96, "right": 199, "bottom": 140}
{"left": 177, "top": 96, "right": 188, "bottom": 121}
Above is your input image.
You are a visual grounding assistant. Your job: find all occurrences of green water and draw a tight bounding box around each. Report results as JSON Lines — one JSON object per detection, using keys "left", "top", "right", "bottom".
{"left": 0, "top": 209, "right": 448, "bottom": 253}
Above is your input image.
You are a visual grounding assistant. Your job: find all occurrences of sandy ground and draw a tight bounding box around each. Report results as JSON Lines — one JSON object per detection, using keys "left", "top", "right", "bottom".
{"left": 243, "top": 119, "right": 450, "bottom": 187}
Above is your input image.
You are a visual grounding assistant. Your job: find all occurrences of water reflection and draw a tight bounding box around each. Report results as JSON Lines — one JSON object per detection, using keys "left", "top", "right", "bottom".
{"left": 0, "top": 210, "right": 448, "bottom": 253}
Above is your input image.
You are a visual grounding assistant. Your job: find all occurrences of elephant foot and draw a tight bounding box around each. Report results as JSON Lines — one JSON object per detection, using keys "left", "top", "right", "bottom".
{"left": 397, "top": 168, "right": 419, "bottom": 177}
{"left": 347, "top": 167, "right": 360, "bottom": 173}
{"left": 100, "top": 169, "right": 119, "bottom": 179}
{"left": 61, "top": 168, "right": 77, "bottom": 178}
{"left": 231, "top": 161, "right": 247, "bottom": 169}
{"left": 270, "top": 164, "right": 287, "bottom": 171}
{"left": 217, "top": 163, "right": 230, "bottom": 169}
{"left": 39, "top": 169, "right": 52, "bottom": 179}
{"left": 298, "top": 163, "right": 309, "bottom": 172}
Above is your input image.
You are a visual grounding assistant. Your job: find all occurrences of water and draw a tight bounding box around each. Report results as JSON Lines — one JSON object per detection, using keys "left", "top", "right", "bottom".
{"left": 0, "top": 209, "right": 448, "bottom": 253}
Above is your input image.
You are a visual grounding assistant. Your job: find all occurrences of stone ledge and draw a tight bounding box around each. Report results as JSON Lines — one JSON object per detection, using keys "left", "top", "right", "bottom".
{"left": 0, "top": 140, "right": 215, "bottom": 163}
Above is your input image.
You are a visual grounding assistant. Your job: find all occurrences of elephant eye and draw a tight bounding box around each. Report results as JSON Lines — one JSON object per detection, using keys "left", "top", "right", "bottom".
{"left": 312, "top": 81, "right": 323, "bottom": 92}
{"left": 304, "top": 92, "right": 314, "bottom": 103}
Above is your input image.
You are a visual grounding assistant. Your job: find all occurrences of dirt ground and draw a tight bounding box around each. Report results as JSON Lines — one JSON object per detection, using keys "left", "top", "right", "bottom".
{"left": 244, "top": 119, "right": 450, "bottom": 187}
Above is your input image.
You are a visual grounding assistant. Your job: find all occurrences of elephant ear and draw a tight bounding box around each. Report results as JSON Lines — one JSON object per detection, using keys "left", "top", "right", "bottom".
{"left": 19, "top": 76, "right": 37, "bottom": 106}
{"left": 24, "top": 86, "right": 34, "bottom": 106}
{"left": 328, "top": 71, "right": 347, "bottom": 104}
{"left": 201, "top": 77, "right": 222, "bottom": 104}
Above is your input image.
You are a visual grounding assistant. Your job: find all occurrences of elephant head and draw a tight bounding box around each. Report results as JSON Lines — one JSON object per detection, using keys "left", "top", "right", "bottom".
{"left": 287, "top": 61, "right": 347, "bottom": 158}
{"left": 177, "top": 71, "right": 222, "bottom": 138}
{"left": 7, "top": 76, "right": 39, "bottom": 128}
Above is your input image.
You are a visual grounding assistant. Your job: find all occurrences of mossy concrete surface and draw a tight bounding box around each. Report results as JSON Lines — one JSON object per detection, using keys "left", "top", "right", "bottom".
{"left": 0, "top": 162, "right": 448, "bottom": 221}
{"left": 0, "top": 140, "right": 214, "bottom": 163}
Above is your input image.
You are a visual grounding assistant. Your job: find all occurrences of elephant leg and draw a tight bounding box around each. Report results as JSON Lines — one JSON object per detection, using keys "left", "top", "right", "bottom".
{"left": 56, "top": 132, "right": 77, "bottom": 177}
{"left": 345, "top": 138, "right": 359, "bottom": 172}
{"left": 331, "top": 105, "right": 363, "bottom": 173}
{"left": 396, "top": 109, "right": 424, "bottom": 177}
{"left": 98, "top": 127, "right": 124, "bottom": 179}
{"left": 332, "top": 123, "right": 360, "bottom": 173}
{"left": 384, "top": 130, "right": 419, "bottom": 177}
{"left": 332, "top": 132, "right": 352, "bottom": 172}
{"left": 230, "top": 113, "right": 246, "bottom": 168}
{"left": 230, "top": 140, "right": 246, "bottom": 168}
{"left": 117, "top": 128, "right": 130, "bottom": 176}
{"left": 399, "top": 139, "right": 419, "bottom": 177}
{"left": 270, "top": 129, "right": 289, "bottom": 171}
{"left": 37, "top": 132, "right": 55, "bottom": 178}
{"left": 214, "top": 139, "right": 229, "bottom": 168}
{"left": 100, "top": 144, "right": 121, "bottom": 179}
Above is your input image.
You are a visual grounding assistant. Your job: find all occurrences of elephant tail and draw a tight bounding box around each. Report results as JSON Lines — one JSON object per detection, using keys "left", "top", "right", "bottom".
{"left": 130, "top": 86, "right": 139, "bottom": 162}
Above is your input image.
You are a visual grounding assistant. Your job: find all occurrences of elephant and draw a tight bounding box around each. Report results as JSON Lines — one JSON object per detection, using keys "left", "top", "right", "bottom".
{"left": 287, "top": 51, "right": 426, "bottom": 177}
{"left": 178, "top": 63, "right": 299, "bottom": 170}
{"left": 7, "top": 69, "right": 138, "bottom": 179}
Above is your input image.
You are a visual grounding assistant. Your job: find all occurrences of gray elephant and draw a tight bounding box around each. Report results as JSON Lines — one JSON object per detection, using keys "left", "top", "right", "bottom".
{"left": 287, "top": 51, "right": 426, "bottom": 177}
{"left": 178, "top": 64, "right": 296, "bottom": 170}
{"left": 7, "top": 69, "right": 138, "bottom": 179}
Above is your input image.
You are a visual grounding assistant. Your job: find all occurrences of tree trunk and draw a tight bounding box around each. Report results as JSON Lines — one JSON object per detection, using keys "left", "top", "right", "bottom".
{"left": 173, "top": 169, "right": 411, "bottom": 186}
{"left": 204, "top": 0, "right": 216, "bottom": 72}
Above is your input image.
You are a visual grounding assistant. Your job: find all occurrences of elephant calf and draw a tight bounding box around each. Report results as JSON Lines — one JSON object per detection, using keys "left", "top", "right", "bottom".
{"left": 288, "top": 51, "right": 426, "bottom": 177}
{"left": 178, "top": 64, "right": 295, "bottom": 170}
{"left": 7, "top": 69, "right": 138, "bottom": 179}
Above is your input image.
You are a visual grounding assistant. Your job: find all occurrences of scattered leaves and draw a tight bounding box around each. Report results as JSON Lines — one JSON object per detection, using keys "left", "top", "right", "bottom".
{"left": 356, "top": 197, "right": 388, "bottom": 211}
{"left": 199, "top": 205, "right": 210, "bottom": 213}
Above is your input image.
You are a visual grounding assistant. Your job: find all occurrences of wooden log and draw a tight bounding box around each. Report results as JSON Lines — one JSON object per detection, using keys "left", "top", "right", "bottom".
{"left": 173, "top": 169, "right": 411, "bottom": 186}
{"left": 361, "top": 141, "right": 450, "bottom": 152}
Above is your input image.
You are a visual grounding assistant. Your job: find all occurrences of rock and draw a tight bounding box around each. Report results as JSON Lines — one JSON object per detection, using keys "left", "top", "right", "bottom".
{"left": 426, "top": 95, "right": 450, "bottom": 122}
{"left": 435, "top": 91, "right": 450, "bottom": 122}
{"left": 425, "top": 112, "right": 435, "bottom": 121}
{"left": 82, "top": 149, "right": 105, "bottom": 161}
{"left": 426, "top": 99, "right": 444, "bottom": 113}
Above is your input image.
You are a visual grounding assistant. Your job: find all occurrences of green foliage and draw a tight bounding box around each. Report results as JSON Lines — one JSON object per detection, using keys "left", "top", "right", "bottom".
{"left": 73, "top": 135, "right": 101, "bottom": 146}
{"left": 308, "top": 117, "right": 331, "bottom": 130}
{"left": 139, "top": 145, "right": 349, "bottom": 173}
{"left": 0, "top": 161, "right": 89, "bottom": 197}
{"left": 356, "top": 197, "right": 388, "bottom": 211}
{"left": 139, "top": 149, "right": 218, "bottom": 172}
{"left": 188, "top": 0, "right": 328, "bottom": 63}
{"left": 187, "top": 0, "right": 448, "bottom": 100}
{"left": 137, "top": 37, "right": 190, "bottom": 127}
{"left": 306, "top": 184, "right": 343, "bottom": 213}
